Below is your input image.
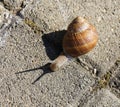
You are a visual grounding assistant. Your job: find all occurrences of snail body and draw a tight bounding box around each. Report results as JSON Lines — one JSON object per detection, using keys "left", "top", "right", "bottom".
{"left": 50, "top": 16, "right": 98, "bottom": 71}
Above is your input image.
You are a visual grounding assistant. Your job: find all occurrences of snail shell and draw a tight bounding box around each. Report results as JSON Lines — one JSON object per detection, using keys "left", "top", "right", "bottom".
{"left": 50, "top": 16, "right": 98, "bottom": 71}
{"left": 63, "top": 16, "right": 98, "bottom": 57}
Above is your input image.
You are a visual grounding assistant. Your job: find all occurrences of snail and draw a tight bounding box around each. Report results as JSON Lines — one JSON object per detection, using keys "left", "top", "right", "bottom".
{"left": 50, "top": 16, "right": 98, "bottom": 71}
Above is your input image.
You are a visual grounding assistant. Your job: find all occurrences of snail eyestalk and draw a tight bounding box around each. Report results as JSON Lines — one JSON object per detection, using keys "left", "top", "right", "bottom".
{"left": 50, "top": 52, "right": 69, "bottom": 72}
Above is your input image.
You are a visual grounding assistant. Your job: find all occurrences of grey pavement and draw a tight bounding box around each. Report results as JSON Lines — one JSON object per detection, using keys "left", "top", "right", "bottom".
{"left": 0, "top": 0, "right": 120, "bottom": 107}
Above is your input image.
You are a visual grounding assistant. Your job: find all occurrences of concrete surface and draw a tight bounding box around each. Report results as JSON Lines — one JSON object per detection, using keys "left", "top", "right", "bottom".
{"left": 83, "top": 89, "right": 120, "bottom": 107}
{"left": 0, "top": 0, "right": 120, "bottom": 107}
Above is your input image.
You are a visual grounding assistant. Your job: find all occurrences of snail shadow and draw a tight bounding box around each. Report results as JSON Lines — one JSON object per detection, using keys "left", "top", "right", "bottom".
{"left": 15, "top": 63, "right": 53, "bottom": 84}
{"left": 42, "top": 30, "right": 67, "bottom": 60}
{"left": 15, "top": 30, "right": 67, "bottom": 84}
{"left": 42, "top": 30, "right": 102, "bottom": 76}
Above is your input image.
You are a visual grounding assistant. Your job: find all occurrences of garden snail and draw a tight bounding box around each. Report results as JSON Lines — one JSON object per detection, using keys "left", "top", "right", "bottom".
{"left": 50, "top": 16, "right": 98, "bottom": 71}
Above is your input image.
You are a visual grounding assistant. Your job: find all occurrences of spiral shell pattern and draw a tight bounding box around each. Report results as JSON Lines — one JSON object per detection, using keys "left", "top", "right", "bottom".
{"left": 63, "top": 16, "right": 98, "bottom": 57}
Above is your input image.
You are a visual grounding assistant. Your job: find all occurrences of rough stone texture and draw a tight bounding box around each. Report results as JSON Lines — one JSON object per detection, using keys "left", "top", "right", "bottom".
{"left": 82, "top": 89, "right": 120, "bottom": 107}
{"left": 0, "top": 0, "right": 120, "bottom": 107}
{"left": 3, "top": 0, "right": 24, "bottom": 10}
{"left": 2, "top": 0, "right": 33, "bottom": 11}
{"left": 109, "top": 60, "right": 120, "bottom": 98}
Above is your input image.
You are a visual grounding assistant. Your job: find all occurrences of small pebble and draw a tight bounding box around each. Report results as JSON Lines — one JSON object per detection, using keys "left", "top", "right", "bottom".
{"left": 97, "top": 17, "right": 102, "bottom": 23}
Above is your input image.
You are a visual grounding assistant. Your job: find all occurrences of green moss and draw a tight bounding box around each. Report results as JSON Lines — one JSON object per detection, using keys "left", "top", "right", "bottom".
{"left": 92, "top": 71, "right": 112, "bottom": 92}
{"left": 99, "top": 72, "right": 111, "bottom": 88}
{"left": 24, "top": 17, "right": 41, "bottom": 34}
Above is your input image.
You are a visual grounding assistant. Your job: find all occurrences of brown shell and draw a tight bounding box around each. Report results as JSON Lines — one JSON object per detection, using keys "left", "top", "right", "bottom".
{"left": 63, "top": 16, "right": 98, "bottom": 57}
